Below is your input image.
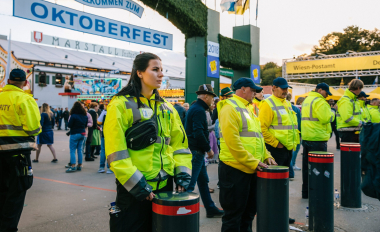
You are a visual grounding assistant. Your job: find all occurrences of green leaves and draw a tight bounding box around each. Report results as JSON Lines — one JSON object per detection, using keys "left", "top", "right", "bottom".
{"left": 219, "top": 34, "right": 252, "bottom": 70}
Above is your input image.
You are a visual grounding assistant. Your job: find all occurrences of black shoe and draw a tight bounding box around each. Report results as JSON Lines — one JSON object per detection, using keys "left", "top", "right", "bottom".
{"left": 302, "top": 195, "right": 308, "bottom": 199}
{"left": 32, "top": 159, "right": 38, "bottom": 163}
{"left": 206, "top": 208, "right": 224, "bottom": 218}
{"left": 51, "top": 159, "right": 58, "bottom": 163}
{"left": 85, "top": 158, "right": 95, "bottom": 161}
{"left": 91, "top": 155, "right": 98, "bottom": 159}
{"left": 289, "top": 218, "right": 295, "bottom": 224}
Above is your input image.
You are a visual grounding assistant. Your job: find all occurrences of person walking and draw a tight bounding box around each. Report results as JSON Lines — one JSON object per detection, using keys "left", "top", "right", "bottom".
{"left": 286, "top": 93, "right": 301, "bottom": 181}
{"left": 33, "top": 103, "right": 58, "bottom": 163}
{"left": 368, "top": 98, "right": 380, "bottom": 123}
{"left": 337, "top": 79, "right": 364, "bottom": 143}
{"left": 185, "top": 84, "right": 224, "bottom": 218}
{"left": 84, "top": 102, "right": 98, "bottom": 161}
{"left": 105, "top": 53, "right": 192, "bottom": 232}
{"left": 97, "top": 108, "right": 113, "bottom": 174}
{"left": 218, "top": 77, "right": 276, "bottom": 232}
{"left": 57, "top": 108, "right": 63, "bottom": 130}
{"left": 0, "top": 69, "right": 41, "bottom": 232}
{"left": 328, "top": 99, "right": 340, "bottom": 149}
{"left": 300, "top": 83, "right": 334, "bottom": 199}
{"left": 63, "top": 107, "right": 69, "bottom": 131}
{"left": 66, "top": 102, "right": 88, "bottom": 173}
{"left": 89, "top": 103, "right": 101, "bottom": 159}
{"left": 358, "top": 91, "right": 371, "bottom": 123}
{"left": 259, "top": 77, "right": 299, "bottom": 224}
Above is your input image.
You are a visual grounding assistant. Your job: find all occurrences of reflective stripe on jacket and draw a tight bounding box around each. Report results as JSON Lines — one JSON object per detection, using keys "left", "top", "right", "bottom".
{"left": 300, "top": 91, "right": 333, "bottom": 141}
{"left": 0, "top": 84, "right": 41, "bottom": 153}
{"left": 261, "top": 95, "right": 300, "bottom": 150}
{"left": 104, "top": 94, "right": 192, "bottom": 199}
{"left": 368, "top": 105, "right": 380, "bottom": 123}
{"left": 218, "top": 95, "right": 272, "bottom": 173}
{"left": 336, "top": 89, "right": 361, "bottom": 130}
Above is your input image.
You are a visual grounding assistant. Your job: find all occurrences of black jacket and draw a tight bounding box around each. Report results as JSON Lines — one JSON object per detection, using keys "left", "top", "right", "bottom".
{"left": 88, "top": 109, "right": 98, "bottom": 130}
{"left": 63, "top": 110, "right": 70, "bottom": 121}
{"left": 174, "top": 103, "right": 186, "bottom": 125}
{"left": 360, "top": 123, "right": 380, "bottom": 200}
{"left": 185, "top": 99, "right": 211, "bottom": 153}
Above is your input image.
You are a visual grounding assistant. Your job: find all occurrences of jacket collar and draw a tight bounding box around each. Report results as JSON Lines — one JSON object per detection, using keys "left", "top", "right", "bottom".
{"left": 233, "top": 94, "right": 250, "bottom": 106}
{"left": 344, "top": 89, "right": 357, "bottom": 100}
{"left": 368, "top": 105, "right": 379, "bottom": 109}
{"left": 196, "top": 98, "right": 209, "bottom": 110}
{"left": 358, "top": 100, "right": 366, "bottom": 107}
{"left": 309, "top": 91, "right": 324, "bottom": 99}
{"left": 3, "top": 84, "right": 24, "bottom": 93}
{"left": 272, "top": 95, "right": 286, "bottom": 103}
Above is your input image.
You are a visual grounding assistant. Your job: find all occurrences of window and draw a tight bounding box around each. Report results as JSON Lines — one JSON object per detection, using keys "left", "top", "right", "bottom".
{"left": 38, "top": 72, "right": 47, "bottom": 86}
{"left": 55, "top": 73, "right": 63, "bottom": 86}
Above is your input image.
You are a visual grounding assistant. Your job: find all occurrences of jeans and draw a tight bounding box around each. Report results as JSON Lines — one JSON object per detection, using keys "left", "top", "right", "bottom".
{"left": 70, "top": 133, "right": 85, "bottom": 165}
{"left": 64, "top": 119, "right": 68, "bottom": 130}
{"left": 289, "top": 141, "right": 302, "bottom": 178}
{"left": 301, "top": 140, "right": 327, "bottom": 198}
{"left": 99, "top": 137, "right": 110, "bottom": 169}
{"left": 187, "top": 150, "right": 217, "bottom": 212}
{"left": 58, "top": 118, "right": 62, "bottom": 129}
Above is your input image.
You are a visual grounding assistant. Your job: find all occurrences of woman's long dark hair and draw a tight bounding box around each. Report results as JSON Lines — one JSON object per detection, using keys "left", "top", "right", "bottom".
{"left": 70, "top": 101, "right": 87, "bottom": 116}
{"left": 115, "top": 52, "right": 162, "bottom": 107}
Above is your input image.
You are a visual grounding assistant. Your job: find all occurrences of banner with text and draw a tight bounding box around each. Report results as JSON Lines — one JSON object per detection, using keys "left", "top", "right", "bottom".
{"left": 75, "top": 0, "right": 144, "bottom": 18}
{"left": 207, "top": 41, "right": 220, "bottom": 79}
{"left": 14, "top": 0, "right": 173, "bottom": 50}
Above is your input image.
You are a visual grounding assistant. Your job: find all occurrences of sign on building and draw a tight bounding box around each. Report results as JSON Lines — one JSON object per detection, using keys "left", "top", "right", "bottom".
{"left": 251, "top": 64, "right": 260, "bottom": 84}
{"left": 207, "top": 41, "right": 220, "bottom": 79}
{"left": 15, "top": 0, "right": 173, "bottom": 50}
{"left": 75, "top": 0, "right": 144, "bottom": 18}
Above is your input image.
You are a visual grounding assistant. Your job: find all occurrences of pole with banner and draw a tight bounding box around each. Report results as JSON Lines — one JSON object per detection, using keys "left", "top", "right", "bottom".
{"left": 5, "top": 29, "right": 11, "bottom": 83}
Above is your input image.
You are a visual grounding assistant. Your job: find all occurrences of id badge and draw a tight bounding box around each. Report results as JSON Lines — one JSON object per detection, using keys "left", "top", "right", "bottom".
{"left": 279, "top": 109, "right": 287, "bottom": 115}
{"left": 141, "top": 108, "right": 154, "bottom": 120}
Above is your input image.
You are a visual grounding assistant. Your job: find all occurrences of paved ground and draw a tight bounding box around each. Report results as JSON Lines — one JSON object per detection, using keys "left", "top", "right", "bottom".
{"left": 17, "top": 130, "right": 380, "bottom": 232}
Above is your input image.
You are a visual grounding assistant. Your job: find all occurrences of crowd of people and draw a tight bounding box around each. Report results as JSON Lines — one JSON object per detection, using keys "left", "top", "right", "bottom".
{"left": 0, "top": 54, "right": 375, "bottom": 232}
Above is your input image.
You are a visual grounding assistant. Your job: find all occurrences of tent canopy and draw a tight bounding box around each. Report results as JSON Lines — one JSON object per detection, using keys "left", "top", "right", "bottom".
{"left": 337, "top": 88, "right": 345, "bottom": 94}
{"left": 295, "top": 87, "right": 343, "bottom": 102}
{"left": 370, "top": 87, "right": 380, "bottom": 95}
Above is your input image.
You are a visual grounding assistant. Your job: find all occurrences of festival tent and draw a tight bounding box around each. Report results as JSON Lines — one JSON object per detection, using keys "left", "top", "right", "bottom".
{"left": 370, "top": 87, "right": 380, "bottom": 95}
{"left": 295, "top": 87, "right": 343, "bottom": 102}
{"left": 337, "top": 88, "right": 345, "bottom": 94}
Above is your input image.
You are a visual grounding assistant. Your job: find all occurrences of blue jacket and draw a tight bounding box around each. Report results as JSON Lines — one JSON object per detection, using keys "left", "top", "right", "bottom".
{"left": 40, "top": 113, "right": 54, "bottom": 132}
{"left": 185, "top": 99, "right": 211, "bottom": 153}
{"left": 292, "top": 105, "right": 301, "bottom": 132}
{"left": 68, "top": 114, "right": 88, "bottom": 135}
{"left": 174, "top": 103, "right": 186, "bottom": 125}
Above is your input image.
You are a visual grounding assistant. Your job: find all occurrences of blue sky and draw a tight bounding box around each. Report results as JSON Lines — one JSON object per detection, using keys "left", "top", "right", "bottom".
{"left": 1, "top": 0, "right": 380, "bottom": 67}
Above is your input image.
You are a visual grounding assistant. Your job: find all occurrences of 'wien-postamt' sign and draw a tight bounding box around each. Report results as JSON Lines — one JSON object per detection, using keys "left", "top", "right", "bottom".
{"left": 75, "top": 0, "right": 144, "bottom": 18}
{"left": 14, "top": 0, "right": 173, "bottom": 50}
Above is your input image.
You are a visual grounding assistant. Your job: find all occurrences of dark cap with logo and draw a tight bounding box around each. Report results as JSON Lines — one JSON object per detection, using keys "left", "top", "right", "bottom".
{"left": 9, "top": 69, "right": 27, "bottom": 81}
{"left": 196, "top": 84, "right": 217, "bottom": 97}
{"left": 316, "top": 83, "right": 332, "bottom": 96}
{"left": 273, "top": 77, "right": 292, "bottom": 89}
{"left": 358, "top": 91, "right": 370, "bottom": 98}
{"left": 233, "top": 78, "right": 263, "bottom": 91}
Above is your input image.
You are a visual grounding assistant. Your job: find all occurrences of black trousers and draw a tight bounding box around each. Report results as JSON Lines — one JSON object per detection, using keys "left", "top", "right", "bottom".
{"left": 265, "top": 144, "right": 292, "bottom": 167}
{"left": 301, "top": 141, "right": 327, "bottom": 198}
{"left": 110, "top": 177, "right": 173, "bottom": 232}
{"left": 331, "top": 123, "right": 340, "bottom": 148}
{"left": 219, "top": 161, "right": 257, "bottom": 232}
{"left": 85, "top": 128, "right": 94, "bottom": 159}
{"left": 339, "top": 131, "right": 359, "bottom": 143}
{"left": 0, "top": 152, "right": 33, "bottom": 232}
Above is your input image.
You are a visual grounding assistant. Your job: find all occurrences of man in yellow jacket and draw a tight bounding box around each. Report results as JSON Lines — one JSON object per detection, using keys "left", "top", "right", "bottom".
{"left": 218, "top": 78, "right": 276, "bottom": 232}
{"left": 337, "top": 79, "right": 364, "bottom": 143}
{"left": 0, "top": 69, "right": 41, "bottom": 232}
{"left": 358, "top": 91, "right": 371, "bottom": 123}
{"left": 368, "top": 98, "right": 380, "bottom": 123}
{"left": 300, "top": 83, "right": 334, "bottom": 199}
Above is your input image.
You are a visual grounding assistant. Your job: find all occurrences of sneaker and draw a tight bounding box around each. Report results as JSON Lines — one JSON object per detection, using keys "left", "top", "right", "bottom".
{"left": 65, "top": 163, "right": 72, "bottom": 168}
{"left": 51, "top": 159, "right": 58, "bottom": 163}
{"left": 106, "top": 170, "right": 113, "bottom": 174}
{"left": 77, "top": 166, "right": 82, "bottom": 171}
{"left": 293, "top": 165, "right": 301, "bottom": 171}
{"left": 98, "top": 168, "right": 105, "bottom": 173}
{"left": 66, "top": 167, "right": 76, "bottom": 173}
{"left": 206, "top": 208, "right": 224, "bottom": 218}
{"left": 32, "top": 159, "right": 38, "bottom": 163}
{"left": 85, "top": 158, "right": 95, "bottom": 161}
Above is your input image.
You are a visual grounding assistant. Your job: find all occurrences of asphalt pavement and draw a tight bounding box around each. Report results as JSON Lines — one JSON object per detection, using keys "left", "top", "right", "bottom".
{"left": 17, "top": 130, "right": 380, "bottom": 232}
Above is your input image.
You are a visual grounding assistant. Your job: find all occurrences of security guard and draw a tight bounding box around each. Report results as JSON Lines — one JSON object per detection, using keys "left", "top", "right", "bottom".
{"left": 218, "top": 78, "right": 276, "bottom": 232}
{"left": 358, "top": 91, "right": 371, "bottom": 123}
{"left": 0, "top": 69, "right": 41, "bottom": 231}
{"left": 259, "top": 77, "right": 299, "bottom": 224}
{"left": 300, "top": 83, "right": 334, "bottom": 199}
{"left": 337, "top": 79, "right": 364, "bottom": 143}
{"left": 104, "top": 53, "right": 192, "bottom": 232}
{"left": 252, "top": 88, "right": 264, "bottom": 116}
{"left": 220, "top": 87, "right": 234, "bottom": 100}
{"left": 368, "top": 98, "right": 380, "bottom": 123}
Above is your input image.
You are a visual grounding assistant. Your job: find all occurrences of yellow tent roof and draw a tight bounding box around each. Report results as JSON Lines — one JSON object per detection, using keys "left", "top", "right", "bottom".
{"left": 370, "top": 87, "right": 380, "bottom": 94}
{"left": 295, "top": 87, "right": 343, "bottom": 102}
{"left": 337, "top": 88, "right": 345, "bottom": 94}
{"left": 366, "top": 92, "right": 380, "bottom": 100}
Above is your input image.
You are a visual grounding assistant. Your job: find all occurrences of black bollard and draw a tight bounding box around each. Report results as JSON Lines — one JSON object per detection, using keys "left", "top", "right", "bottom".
{"left": 308, "top": 151, "right": 334, "bottom": 232}
{"left": 152, "top": 192, "right": 199, "bottom": 232}
{"left": 340, "top": 143, "right": 362, "bottom": 208}
{"left": 257, "top": 166, "right": 289, "bottom": 232}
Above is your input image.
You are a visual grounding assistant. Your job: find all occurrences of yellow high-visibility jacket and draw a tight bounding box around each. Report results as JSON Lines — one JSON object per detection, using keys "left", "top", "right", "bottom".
{"left": 336, "top": 89, "right": 361, "bottom": 130}
{"left": 368, "top": 105, "right": 380, "bottom": 123}
{"left": 104, "top": 94, "right": 192, "bottom": 200}
{"left": 359, "top": 100, "right": 371, "bottom": 123}
{"left": 0, "top": 84, "right": 41, "bottom": 153}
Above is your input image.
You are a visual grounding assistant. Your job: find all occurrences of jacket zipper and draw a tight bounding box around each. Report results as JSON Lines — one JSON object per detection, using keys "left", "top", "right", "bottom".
{"left": 153, "top": 100, "right": 164, "bottom": 190}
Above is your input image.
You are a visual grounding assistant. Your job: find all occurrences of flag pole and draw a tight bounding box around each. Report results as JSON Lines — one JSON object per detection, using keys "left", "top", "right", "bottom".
{"left": 5, "top": 29, "right": 11, "bottom": 83}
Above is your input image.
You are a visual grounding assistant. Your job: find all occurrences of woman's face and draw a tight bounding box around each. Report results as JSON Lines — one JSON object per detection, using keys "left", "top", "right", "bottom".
{"left": 138, "top": 59, "right": 164, "bottom": 90}
{"left": 94, "top": 105, "right": 99, "bottom": 111}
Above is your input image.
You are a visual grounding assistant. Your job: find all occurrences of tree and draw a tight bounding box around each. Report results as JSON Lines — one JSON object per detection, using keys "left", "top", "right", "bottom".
{"left": 263, "top": 62, "right": 278, "bottom": 70}
{"left": 261, "top": 66, "right": 282, "bottom": 86}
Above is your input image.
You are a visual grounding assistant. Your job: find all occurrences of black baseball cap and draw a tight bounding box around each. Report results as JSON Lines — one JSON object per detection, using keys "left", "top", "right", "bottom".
{"left": 358, "top": 91, "right": 370, "bottom": 98}
{"left": 9, "top": 69, "right": 26, "bottom": 81}
{"left": 233, "top": 78, "right": 263, "bottom": 91}
{"left": 273, "top": 77, "right": 292, "bottom": 89}
{"left": 316, "top": 83, "right": 332, "bottom": 96}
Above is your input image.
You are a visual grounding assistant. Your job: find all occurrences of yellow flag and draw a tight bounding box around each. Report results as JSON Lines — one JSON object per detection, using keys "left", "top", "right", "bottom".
{"left": 235, "top": 0, "right": 250, "bottom": 15}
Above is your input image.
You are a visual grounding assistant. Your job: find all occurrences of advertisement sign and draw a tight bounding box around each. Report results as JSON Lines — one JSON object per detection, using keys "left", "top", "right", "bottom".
{"left": 75, "top": 0, "right": 144, "bottom": 18}
{"left": 14, "top": 0, "right": 173, "bottom": 50}
{"left": 207, "top": 41, "right": 219, "bottom": 57}
{"left": 207, "top": 56, "right": 219, "bottom": 79}
{"left": 251, "top": 64, "right": 260, "bottom": 84}
{"left": 74, "top": 78, "right": 121, "bottom": 95}
{"left": 31, "top": 31, "right": 141, "bottom": 59}
{"left": 286, "top": 55, "right": 380, "bottom": 74}
{"left": 220, "top": 68, "right": 234, "bottom": 77}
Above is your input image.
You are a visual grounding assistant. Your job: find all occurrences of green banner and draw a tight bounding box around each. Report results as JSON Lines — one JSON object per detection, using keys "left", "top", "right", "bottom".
{"left": 220, "top": 68, "right": 234, "bottom": 77}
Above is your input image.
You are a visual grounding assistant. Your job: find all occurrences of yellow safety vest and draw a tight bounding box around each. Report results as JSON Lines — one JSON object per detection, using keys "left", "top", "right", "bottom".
{"left": 336, "top": 89, "right": 361, "bottom": 130}
{"left": 218, "top": 96, "right": 266, "bottom": 163}
{"left": 0, "top": 84, "right": 41, "bottom": 153}
{"left": 359, "top": 100, "right": 371, "bottom": 123}
{"left": 368, "top": 105, "right": 380, "bottom": 123}
{"left": 104, "top": 94, "right": 192, "bottom": 197}
{"left": 264, "top": 95, "right": 300, "bottom": 150}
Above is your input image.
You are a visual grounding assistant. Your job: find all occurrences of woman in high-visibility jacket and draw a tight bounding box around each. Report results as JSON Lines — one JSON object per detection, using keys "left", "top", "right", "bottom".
{"left": 104, "top": 53, "right": 192, "bottom": 232}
